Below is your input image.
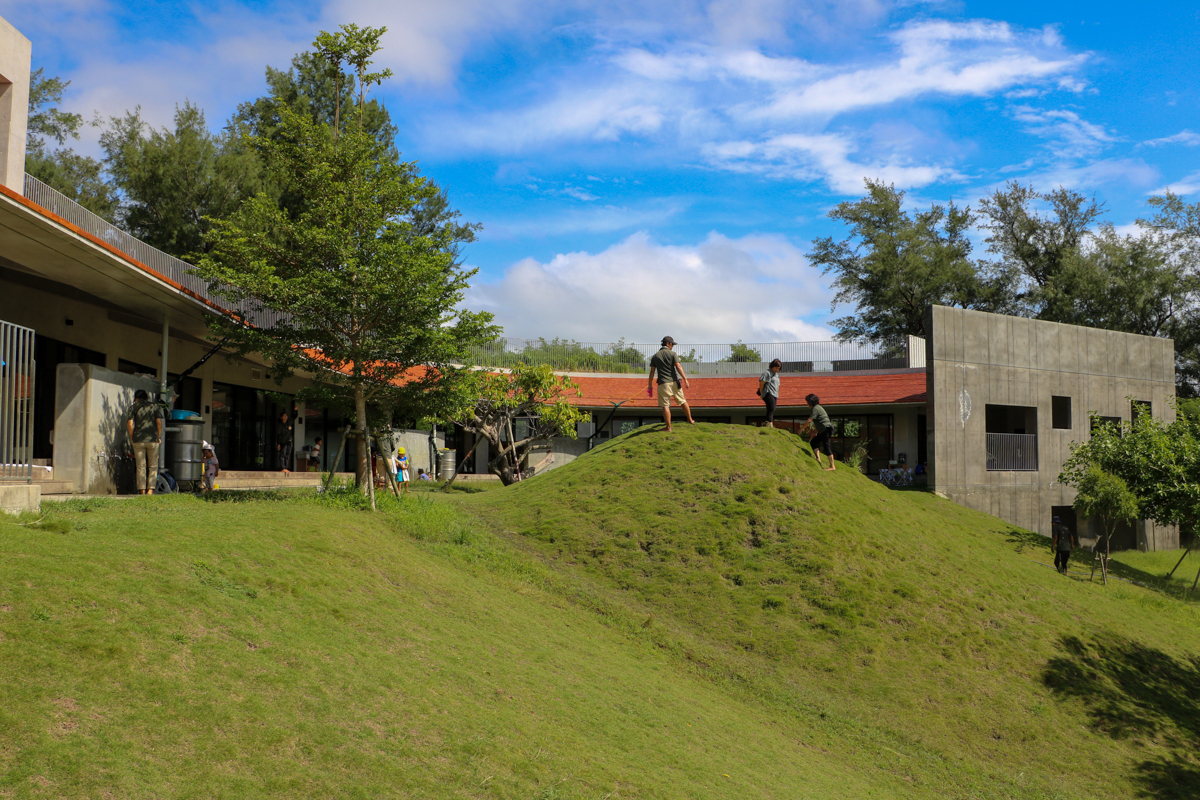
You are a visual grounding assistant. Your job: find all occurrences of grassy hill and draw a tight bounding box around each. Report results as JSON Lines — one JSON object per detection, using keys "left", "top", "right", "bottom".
{"left": 1, "top": 422, "right": 1198, "bottom": 798}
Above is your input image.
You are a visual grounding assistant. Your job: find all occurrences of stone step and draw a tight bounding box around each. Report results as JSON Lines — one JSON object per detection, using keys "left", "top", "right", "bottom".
{"left": 33, "top": 480, "right": 73, "bottom": 495}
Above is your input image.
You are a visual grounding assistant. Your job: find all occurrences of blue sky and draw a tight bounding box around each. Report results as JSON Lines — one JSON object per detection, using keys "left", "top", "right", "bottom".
{"left": 3, "top": 0, "right": 1198, "bottom": 343}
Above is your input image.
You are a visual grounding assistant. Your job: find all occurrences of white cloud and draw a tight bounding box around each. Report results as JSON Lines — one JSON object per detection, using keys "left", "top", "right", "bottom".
{"left": 1011, "top": 106, "right": 1115, "bottom": 158}
{"left": 703, "top": 132, "right": 959, "bottom": 193}
{"left": 480, "top": 198, "right": 690, "bottom": 239}
{"left": 1149, "top": 171, "right": 1200, "bottom": 197}
{"left": 466, "top": 231, "right": 833, "bottom": 342}
{"left": 1141, "top": 130, "right": 1200, "bottom": 148}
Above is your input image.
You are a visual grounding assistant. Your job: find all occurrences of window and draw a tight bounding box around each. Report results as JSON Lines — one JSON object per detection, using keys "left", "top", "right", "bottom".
{"left": 1052, "top": 396, "right": 1072, "bottom": 430}
{"left": 1132, "top": 400, "right": 1151, "bottom": 425}
{"left": 985, "top": 405, "right": 1038, "bottom": 471}
{"left": 1091, "top": 416, "right": 1122, "bottom": 436}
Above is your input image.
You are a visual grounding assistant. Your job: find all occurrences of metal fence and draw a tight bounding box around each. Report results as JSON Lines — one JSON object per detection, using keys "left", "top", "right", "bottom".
{"left": 0, "top": 321, "right": 35, "bottom": 481}
{"left": 22, "top": 174, "right": 285, "bottom": 329}
{"left": 466, "top": 337, "right": 907, "bottom": 374}
{"left": 985, "top": 433, "right": 1038, "bottom": 471}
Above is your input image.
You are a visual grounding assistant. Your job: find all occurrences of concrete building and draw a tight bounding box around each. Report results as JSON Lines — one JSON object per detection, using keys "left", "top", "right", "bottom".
{"left": 925, "top": 305, "right": 1178, "bottom": 549}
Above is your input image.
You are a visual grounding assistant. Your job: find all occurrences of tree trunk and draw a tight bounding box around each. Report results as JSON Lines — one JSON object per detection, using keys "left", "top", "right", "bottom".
{"left": 355, "top": 386, "right": 370, "bottom": 494}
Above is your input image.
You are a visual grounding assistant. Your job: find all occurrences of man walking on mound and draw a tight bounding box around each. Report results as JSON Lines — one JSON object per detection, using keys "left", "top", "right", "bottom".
{"left": 648, "top": 336, "right": 695, "bottom": 432}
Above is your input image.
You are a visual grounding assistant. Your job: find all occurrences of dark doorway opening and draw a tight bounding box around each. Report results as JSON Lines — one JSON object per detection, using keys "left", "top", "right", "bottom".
{"left": 33, "top": 335, "right": 106, "bottom": 460}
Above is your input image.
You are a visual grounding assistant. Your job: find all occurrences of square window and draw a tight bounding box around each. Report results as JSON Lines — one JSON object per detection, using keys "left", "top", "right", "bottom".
{"left": 1052, "top": 396, "right": 1072, "bottom": 429}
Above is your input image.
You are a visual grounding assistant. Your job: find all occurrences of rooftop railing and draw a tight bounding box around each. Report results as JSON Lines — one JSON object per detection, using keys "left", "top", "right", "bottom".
{"left": 466, "top": 337, "right": 914, "bottom": 374}
{"left": 22, "top": 174, "right": 284, "bottom": 328}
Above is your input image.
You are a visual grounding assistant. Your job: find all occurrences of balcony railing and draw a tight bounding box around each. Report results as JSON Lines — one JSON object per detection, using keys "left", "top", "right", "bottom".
{"left": 22, "top": 174, "right": 285, "bottom": 329}
{"left": 0, "top": 320, "right": 35, "bottom": 481}
{"left": 986, "top": 433, "right": 1038, "bottom": 471}
{"left": 466, "top": 337, "right": 911, "bottom": 374}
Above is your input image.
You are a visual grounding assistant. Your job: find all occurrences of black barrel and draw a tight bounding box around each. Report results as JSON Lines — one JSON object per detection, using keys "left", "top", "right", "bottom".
{"left": 165, "top": 418, "right": 205, "bottom": 482}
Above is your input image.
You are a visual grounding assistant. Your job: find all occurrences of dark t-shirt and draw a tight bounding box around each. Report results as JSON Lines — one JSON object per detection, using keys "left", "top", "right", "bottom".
{"left": 808, "top": 404, "right": 832, "bottom": 432}
{"left": 1053, "top": 524, "right": 1073, "bottom": 551}
{"left": 649, "top": 348, "right": 681, "bottom": 385}
{"left": 128, "top": 400, "right": 160, "bottom": 443}
{"left": 276, "top": 420, "right": 293, "bottom": 446}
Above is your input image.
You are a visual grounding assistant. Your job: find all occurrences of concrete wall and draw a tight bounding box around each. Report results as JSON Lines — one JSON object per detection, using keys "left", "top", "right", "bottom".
{"left": 0, "top": 15, "right": 31, "bottom": 192}
{"left": 53, "top": 363, "right": 159, "bottom": 494}
{"left": 926, "top": 305, "right": 1178, "bottom": 548}
{"left": 3, "top": 274, "right": 313, "bottom": 464}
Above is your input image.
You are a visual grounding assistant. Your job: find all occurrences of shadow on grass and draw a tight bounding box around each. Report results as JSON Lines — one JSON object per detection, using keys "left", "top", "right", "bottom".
{"left": 1043, "top": 633, "right": 1200, "bottom": 798}
{"left": 1002, "top": 525, "right": 1048, "bottom": 555}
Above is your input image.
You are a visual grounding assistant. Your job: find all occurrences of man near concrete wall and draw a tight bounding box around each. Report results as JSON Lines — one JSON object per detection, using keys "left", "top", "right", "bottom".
{"left": 126, "top": 389, "right": 162, "bottom": 495}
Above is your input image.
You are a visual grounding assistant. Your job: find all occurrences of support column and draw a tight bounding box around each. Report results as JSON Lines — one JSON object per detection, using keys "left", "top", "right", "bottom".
{"left": 159, "top": 314, "right": 169, "bottom": 470}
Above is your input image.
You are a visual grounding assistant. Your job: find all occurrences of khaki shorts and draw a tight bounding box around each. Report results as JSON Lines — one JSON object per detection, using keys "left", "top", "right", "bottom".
{"left": 657, "top": 381, "right": 686, "bottom": 408}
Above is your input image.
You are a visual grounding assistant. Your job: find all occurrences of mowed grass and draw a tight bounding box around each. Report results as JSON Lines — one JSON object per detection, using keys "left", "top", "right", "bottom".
{"left": 472, "top": 423, "right": 1200, "bottom": 799}
{"left": 3, "top": 491, "right": 931, "bottom": 800}
{"left": 3, "top": 422, "right": 1199, "bottom": 798}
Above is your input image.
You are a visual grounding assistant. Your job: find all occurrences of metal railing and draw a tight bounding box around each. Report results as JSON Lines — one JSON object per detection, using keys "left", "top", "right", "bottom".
{"left": 0, "top": 320, "right": 35, "bottom": 481}
{"left": 22, "top": 174, "right": 285, "bottom": 328}
{"left": 466, "top": 337, "right": 909, "bottom": 374}
{"left": 985, "top": 433, "right": 1038, "bottom": 471}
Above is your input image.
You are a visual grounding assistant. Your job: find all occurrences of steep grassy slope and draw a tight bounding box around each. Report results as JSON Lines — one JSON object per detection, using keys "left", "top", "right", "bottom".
{"left": 0, "top": 494, "right": 922, "bottom": 799}
{"left": 472, "top": 423, "right": 1200, "bottom": 799}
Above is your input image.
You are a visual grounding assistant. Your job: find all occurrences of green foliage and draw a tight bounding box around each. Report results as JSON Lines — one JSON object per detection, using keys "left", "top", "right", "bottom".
{"left": 722, "top": 340, "right": 761, "bottom": 363}
{"left": 449, "top": 363, "right": 586, "bottom": 485}
{"left": 1072, "top": 466, "right": 1139, "bottom": 553}
{"left": 844, "top": 441, "right": 869, "bottom": 473}
{"left": 977, "top": 181, "right": 1104, "bottom": 307}
{"left": 24, "top": 68, "right": 119, "bottom": 220}
{"left": 809, "top": 179, "right": 1007, "bottom": 347}
{"left": 25, "top": 68, "right": 83, "bottom": 149}
{"left": 471, "top": 337, "right": 647, "bottom": 373}
{"left": 99, "top": 103, "right": 265, "bottom": 258}
{"left": 195, "top": 28, "right": 495, "bottom": 489}
{"left": 1060, "top": 411, "right": 1200, "bottom": 531}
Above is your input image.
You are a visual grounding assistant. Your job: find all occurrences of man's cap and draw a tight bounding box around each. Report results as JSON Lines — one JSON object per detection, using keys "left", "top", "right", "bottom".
{"left": 1052, "top": 516, "right": 1061, "bottom": 523}
{"left": 661, "top": 335, "right": 675, "bottom": 346}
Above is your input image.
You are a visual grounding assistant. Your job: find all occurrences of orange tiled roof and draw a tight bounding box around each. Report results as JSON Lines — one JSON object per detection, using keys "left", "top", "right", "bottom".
{"left": 568, "top": 371, "right": 927, "bottom": 409}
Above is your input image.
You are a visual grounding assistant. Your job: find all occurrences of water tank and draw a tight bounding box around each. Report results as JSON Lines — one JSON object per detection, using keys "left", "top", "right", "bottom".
{"left": 438, "top": 448, "right": 457, "bottom": 481}
{"left": 165, "top": 418, "right": 205, "bottom": 483}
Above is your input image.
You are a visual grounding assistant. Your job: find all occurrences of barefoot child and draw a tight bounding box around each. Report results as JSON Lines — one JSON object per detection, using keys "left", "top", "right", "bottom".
{"left": 202, "top": 442, "right": 220, "bottom": 492}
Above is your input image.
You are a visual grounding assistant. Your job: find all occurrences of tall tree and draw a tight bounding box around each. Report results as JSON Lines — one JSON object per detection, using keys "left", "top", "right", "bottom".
{"left": 809, "top": 179, "right": 1008, "bottom": 348}
{"left": 448, "top": 363, "right": 586, "bottom": 486}
{"left": 1140, "top": 192, "right": 1200, "bottom": 395}
{"left": 976, "top": 181, "right": 1104, "bottom": 318}
{"left": 24, "top": 68, "right": 119, "bottom": 219}
{"left": 195, "top": 24, "right": 496, "bottom": 494}
{"left": 99, "top": 103, "right": 264, "bottom": 259}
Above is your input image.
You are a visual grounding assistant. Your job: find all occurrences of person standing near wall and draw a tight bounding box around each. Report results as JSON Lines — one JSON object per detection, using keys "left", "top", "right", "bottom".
{"left": 801, "top": 393, "right": 836, "bottom": 471}
{"left": 276, "top": 411, "right": 294, "bottom": 473}
{"left": 126, "top": 389, "right": 162, "bottom": 495}
{"left": 1051, "top": 515, "right": 1078, "bottom": 575}
{"left": 647, "top": 336, "right": 695, "bottom": 432}
{"left": 312, "top": 437, "right": 323, "bottom": 471}
{"left": 757, "top": 359, "right": 782, "bottom": 427}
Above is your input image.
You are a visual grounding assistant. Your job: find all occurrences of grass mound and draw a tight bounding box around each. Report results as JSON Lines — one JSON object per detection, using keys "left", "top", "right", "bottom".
{"left": 472, "top": 422, "right": 1200, "bottom": 798}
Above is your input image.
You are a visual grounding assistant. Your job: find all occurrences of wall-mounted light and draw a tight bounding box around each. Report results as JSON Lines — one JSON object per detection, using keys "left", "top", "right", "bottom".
{"left": 65, "top": 318, "right": 74, "bottom": 326}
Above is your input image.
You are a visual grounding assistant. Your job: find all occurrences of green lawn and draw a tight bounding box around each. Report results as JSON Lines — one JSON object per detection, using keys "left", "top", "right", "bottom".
{"left": 2, "top": 423, "right": 1198, "bottom": 798}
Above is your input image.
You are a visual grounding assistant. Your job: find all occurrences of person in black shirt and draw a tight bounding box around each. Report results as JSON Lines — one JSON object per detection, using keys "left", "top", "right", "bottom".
{"left": 1051, "top": 516, "right": 1077, "bottom": 574}
{"left": 276, "top": 411, "right": 294, "bottom": 473}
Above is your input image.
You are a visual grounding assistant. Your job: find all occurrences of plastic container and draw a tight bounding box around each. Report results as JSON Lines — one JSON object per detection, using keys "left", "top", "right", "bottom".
{"left": 171, "top": 409, "right": 201, "bottom": 420}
